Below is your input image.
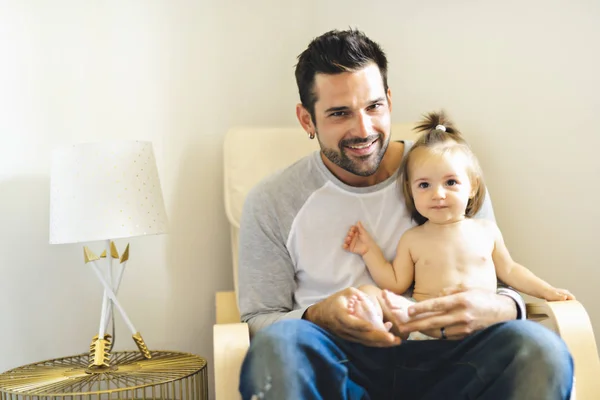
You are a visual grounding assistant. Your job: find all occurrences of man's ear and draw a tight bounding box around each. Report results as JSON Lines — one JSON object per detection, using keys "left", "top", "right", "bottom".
{"left": 296, "top": 103, "right": 315, "bottom": 135}
{"left": 387, "top": 88, "right": 392, "bottom": 113}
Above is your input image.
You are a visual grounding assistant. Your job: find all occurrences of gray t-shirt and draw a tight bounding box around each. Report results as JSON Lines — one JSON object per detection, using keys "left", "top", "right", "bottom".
{"left": 238, "top": 141, "right": 524, "bottom": 335}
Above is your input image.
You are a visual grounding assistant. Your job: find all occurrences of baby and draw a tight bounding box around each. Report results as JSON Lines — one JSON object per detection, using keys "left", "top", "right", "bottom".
{"left": 343, "top": 111, "right": 574, "bottom": 339}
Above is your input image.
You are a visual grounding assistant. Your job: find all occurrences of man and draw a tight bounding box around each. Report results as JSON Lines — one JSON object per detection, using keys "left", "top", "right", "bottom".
{"left": 238, "top": 29, "right": 572, "bottom": 399}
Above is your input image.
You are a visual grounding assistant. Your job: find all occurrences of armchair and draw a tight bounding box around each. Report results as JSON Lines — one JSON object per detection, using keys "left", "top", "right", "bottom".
{"left": 214, "top": 124, "right": 600, "bottom": 399}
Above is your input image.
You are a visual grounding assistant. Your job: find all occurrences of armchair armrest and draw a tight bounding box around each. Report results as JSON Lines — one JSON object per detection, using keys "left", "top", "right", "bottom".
{"left": 214, "top": 322, "right": 249, "bottom": 400}
{"left": 214, "top": 291, "right": 249, "bottom": 400}
{"left": 216, "top": 291, "right": 241, "bottom": 324}
{"left": 527, "top": 300, "right": 600, "bottom": 399}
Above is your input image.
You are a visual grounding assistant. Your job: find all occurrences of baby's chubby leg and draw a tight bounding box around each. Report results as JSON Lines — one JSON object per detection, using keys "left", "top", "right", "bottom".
{"left": 348, "top": 285, "right": 390, "bottom": 332}
{"left": 356, "top": 285, "right": 413, "bottom": 339}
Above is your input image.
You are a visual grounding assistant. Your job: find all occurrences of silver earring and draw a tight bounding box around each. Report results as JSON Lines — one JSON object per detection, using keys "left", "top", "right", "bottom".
{"left": 309, "top": 132, "right": 315, "bottom": 140}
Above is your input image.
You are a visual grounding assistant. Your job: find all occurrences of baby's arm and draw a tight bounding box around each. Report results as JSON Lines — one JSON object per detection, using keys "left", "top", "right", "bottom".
{"left": 343, "top": 222, "right": 414, "bottom": 294}
{"left": 490, "top": 222, "right": 575, "bottom": 301}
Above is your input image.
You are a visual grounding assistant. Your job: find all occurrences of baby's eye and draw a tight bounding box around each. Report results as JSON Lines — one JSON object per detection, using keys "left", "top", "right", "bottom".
{"left": 446, "top": 179, "right": 458, "bottom": 186}
{"left": 418, "top": 182, "right": 429, "bottom": 189}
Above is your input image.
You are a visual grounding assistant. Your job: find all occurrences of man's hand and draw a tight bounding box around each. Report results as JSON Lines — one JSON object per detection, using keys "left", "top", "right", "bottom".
{"left": 304, "top": 287, "right": 401, "bottom": 347}
{"left": 397, "top": 288, "right": 517, "bottom": 340}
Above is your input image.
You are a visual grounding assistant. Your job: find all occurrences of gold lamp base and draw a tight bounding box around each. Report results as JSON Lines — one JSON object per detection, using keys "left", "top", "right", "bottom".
{"left": 88, "top": 334, "right": 112, "bottom": 369}
{"left": 132, "top": 332, "right": 152, "bottom": 359}
{"left": 0, "top": 351, "right": 208, "bottom": 400}
{"left": 84, "top": 242, "right": 153, "bottom": 369}
{"left": 88, "top": 332, "right": 151, "bottom": 370}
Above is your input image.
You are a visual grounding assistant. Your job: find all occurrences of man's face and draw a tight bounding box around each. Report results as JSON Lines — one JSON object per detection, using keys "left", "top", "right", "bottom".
{"left": 311, "top": 64, "right": 392, "bottom": 180}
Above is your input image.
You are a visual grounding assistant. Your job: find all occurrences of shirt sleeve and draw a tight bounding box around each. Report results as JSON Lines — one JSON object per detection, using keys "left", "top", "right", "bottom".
{"left": 475, "top": 188, "right": 527, "bottom": 320}
{"left": 237, "top": 185, "right": 304, "bottom": 336}
{"left": 497, "top": 287, "right": 527, "bottom": 320}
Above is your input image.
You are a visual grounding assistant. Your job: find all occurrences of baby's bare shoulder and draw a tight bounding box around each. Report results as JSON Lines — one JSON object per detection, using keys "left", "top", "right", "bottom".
{"left": 399, "top": 225, "right": 423, "bottom": 243}
{"left": 471, "top": 218, "right": 500, "bottom": 235}
{"left": 406, "top": 224, "right": 425, "bottom": 236}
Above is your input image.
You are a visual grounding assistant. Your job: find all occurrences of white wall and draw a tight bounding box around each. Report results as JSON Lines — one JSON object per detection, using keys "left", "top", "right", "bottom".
{"left": 0, "top": 1, "right": 311, "bottom": 398}
{"left": 1, "top": 1, "right": 598, "bottom": 398}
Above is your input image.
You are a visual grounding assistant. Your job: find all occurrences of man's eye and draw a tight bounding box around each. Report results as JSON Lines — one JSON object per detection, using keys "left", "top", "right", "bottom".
{"left": 368, "top": 103, "right": 383, "bottom": 111}
{"left": 331, "top": 111, "right": 348, "bottom": 117}
{"left": 446, "top": 179, "right": 458, "bottom": 186}
{"left": 418, "top": 182, "right": 429, "bottom": 189}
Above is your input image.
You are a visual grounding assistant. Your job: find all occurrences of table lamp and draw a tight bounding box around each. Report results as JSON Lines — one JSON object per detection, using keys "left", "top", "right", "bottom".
{"left": 49, "top": 140, "right": 168, "bottom": 371}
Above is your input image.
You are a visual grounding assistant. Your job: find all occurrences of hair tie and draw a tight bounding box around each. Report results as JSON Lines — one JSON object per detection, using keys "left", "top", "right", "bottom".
{"left": 435, "top": 124, "right": 446, "bottom": 132}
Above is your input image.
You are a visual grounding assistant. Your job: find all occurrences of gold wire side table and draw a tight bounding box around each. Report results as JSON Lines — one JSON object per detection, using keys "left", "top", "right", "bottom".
{"left": 0, "top": 351, "right": 207, "bottom": 400}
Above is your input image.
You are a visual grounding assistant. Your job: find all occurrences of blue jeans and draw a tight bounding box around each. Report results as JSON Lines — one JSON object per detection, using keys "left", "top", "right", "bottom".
{"left": 239, "top": 319, "right": 573, "bottom": 399}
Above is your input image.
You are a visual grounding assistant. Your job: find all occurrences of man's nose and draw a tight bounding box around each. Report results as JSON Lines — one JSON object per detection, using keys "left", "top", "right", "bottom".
{"left": 355, "top": 112, "right": 372, "bottom": 138}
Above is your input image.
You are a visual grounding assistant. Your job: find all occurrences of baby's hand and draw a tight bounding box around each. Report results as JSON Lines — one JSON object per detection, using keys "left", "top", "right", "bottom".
{"left": 342, "top": 221, "right": 374, "bottom": 256}
{"left": 543, "top": 288, "right": 575, "bottom": 301}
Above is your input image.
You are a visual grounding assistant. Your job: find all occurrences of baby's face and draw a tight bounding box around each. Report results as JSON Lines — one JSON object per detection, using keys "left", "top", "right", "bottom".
{"left": 408, "top": 148, "right": 475, "bottom": 225}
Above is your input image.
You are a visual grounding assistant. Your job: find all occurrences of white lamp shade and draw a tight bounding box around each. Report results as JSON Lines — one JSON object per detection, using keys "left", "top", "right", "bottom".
{"left": 49, "top": 141, "right": 168, "bottom": 244}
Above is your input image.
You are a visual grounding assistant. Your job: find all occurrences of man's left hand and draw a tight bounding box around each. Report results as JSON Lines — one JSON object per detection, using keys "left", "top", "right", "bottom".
{"left": 397, "top": 288, "right": 518, "bottom": 340}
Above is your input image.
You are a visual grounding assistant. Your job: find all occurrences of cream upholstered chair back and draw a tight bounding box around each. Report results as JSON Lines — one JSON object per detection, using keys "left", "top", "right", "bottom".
{"left": 223, "top": 123, "right": 417, "bottom": 298}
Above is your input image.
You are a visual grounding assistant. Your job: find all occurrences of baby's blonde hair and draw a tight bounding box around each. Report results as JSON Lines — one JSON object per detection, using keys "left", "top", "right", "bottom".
{"left": 399, "top": 111, "right": 486, "bottom": 225}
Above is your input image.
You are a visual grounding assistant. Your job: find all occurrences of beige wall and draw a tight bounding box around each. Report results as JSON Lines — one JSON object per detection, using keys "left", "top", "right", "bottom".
{"left": 0, "top": 1, "right": 309, "bottom": 397}
{"left": 1, "top": 1, "right": 598, "bottom": 398}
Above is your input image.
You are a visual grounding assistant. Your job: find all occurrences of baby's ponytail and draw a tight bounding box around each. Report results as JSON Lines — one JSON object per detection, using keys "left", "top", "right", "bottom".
{"left": 413, "top": 110, "right": 462, "bottom": 142}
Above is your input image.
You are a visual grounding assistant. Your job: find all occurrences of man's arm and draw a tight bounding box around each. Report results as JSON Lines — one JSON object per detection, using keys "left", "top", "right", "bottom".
{"left": 238, "top": 186, "right": 304, "bottom": 336}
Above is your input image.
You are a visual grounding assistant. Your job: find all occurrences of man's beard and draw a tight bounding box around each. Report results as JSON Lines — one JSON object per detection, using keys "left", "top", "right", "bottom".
{"left": 318, "top": 131, "right": 389, "bottom": 177}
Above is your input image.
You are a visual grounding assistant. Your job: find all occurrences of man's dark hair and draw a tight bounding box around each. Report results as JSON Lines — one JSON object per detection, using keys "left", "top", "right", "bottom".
{"left": 294, "top": 29, "right": 389, "bottom": 124}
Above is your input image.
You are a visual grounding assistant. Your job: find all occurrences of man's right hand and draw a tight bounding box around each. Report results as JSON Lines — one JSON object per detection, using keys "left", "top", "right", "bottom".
{"left": 303, "top": 287, "right": 401, "bottom": 347}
